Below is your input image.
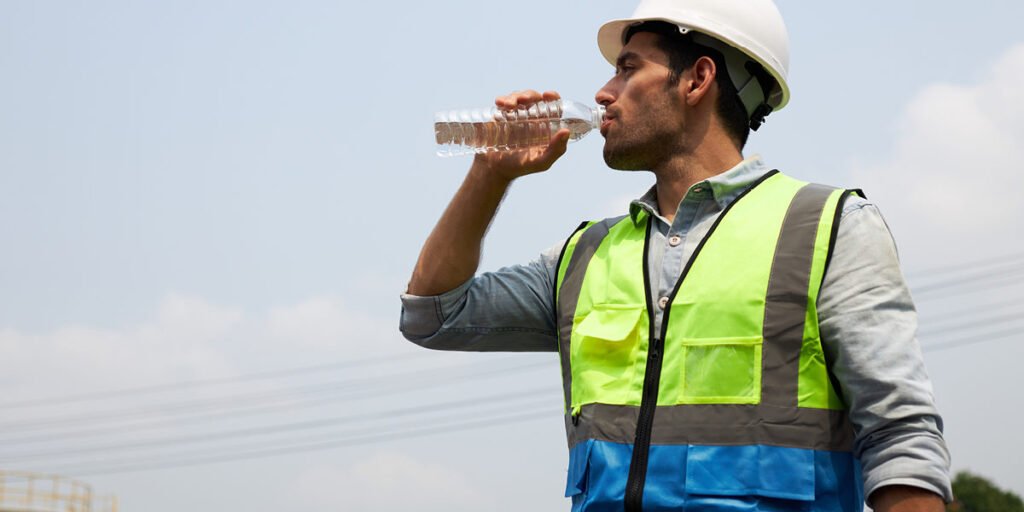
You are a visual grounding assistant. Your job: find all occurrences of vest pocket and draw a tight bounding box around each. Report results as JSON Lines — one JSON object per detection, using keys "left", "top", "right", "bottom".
{"left": 678, "top": 336, "right": 762, "bottom": 404}
{"left": 684, "top": 444, "right": 816, "bottom": 502}
{"left": 571, "top": 304, "right": 645, "bottom": 406}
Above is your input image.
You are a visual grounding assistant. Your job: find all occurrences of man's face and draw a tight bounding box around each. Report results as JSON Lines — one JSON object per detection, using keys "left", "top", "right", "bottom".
{"left": 595, "top": 31, "right": 688, "bottom": 171}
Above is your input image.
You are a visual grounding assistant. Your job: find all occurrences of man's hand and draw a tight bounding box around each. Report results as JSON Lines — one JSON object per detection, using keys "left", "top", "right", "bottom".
{"left": 870, "top": 485, "right": 945, "bottom": 512}
{"left": 474, "top": 89, "right": 572, "bottom": 184}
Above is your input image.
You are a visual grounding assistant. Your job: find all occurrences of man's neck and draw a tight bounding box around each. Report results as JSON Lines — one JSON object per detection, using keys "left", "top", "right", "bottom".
{"left": 652, "top": 144, "right": 743, "bottom": 223}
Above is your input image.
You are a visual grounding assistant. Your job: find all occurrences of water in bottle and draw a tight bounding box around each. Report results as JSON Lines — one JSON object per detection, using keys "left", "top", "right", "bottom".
{"left": 434, "top": 99, "right": 605, "bottom": 157}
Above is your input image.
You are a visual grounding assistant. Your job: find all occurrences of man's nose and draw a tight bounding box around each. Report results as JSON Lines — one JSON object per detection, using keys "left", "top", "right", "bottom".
{"left": 595, "top": 80, "right": 616, "bottom": 106}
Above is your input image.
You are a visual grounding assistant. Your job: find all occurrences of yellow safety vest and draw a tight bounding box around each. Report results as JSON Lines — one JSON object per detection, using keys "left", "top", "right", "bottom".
{"left": 555, "top": 171, "right": 861, "bottom": 511}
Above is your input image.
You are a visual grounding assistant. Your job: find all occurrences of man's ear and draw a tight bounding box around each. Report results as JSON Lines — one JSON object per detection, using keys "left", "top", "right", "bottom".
{"left": 683, "top": 56, "right": 717, "bottom": 107}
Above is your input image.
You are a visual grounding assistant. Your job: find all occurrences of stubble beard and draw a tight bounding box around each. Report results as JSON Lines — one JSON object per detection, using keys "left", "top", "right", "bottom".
{"left": 603, "top": 141, "right": 646, "bottom": 171}
{"left": 603, "top": 82, "right": 687, "bottom": 172}
{"left": 602, "top": 126, "right": 675, "bottom": 172}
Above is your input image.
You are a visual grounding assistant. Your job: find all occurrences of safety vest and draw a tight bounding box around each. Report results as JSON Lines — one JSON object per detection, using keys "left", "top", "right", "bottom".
{"left": 555, "top": 171, "right": 863, "bottom": 511}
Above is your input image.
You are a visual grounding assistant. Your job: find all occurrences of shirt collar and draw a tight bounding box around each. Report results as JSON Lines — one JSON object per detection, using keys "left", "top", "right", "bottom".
{"left": 628, "top": 154, "right": 772, "bottom": 224}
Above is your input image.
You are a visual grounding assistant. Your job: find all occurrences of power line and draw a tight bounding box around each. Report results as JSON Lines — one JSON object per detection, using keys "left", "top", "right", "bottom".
{"left": 55, "top": 408, "right": 559, "bottom": 477}
{"left": 14, "top": 323, "right": 1018, "bottom": 468}
{"left": 0, "top": 387, "right": 555, "bottom": 464}
{"left": 0, "top": 359, "right": 550, "bottom": 434}
{"left": 0, "top": 323, "right": 1015, "bottom": 475}
{"left": 2, "top": 253, "right": 1021, "bottom": 478}
{"left": 904, "top": 251, "right": 1024, "bottom": 280}
{"left": 8, "top": 321, "right": 1015, "bottom": 466}
{"left": 1, "top": 291, "right": 1014, "bottom": 440}
{"left": 0, "top": 351, "right": 434, "bottom": 410}
{"left": 1, "top": 363, "right": 556, "bottom": 446}
{"left": 2, "top": 253, "right": 1017, "bottom": 418}
{"left": 914, "top": 272, "right": 1024, "bottom": 301}
{"left": 910, "top": 263, "right": 1024, "bottom": 296}
{"left": 2, "top": 368, "right": 561, "bottom": 448}
{"left": 922, "top": 326, "right": 1020, "bottom": 353}
{"left": 2, "top": 296, "right": 1014, "bottom": 441}
{"left": 919, "top": 296, "right": 1024, "bottom": 327}
{"left": 12, "top": 323, "right": 1018, "bottom": 474}
{"left": 918, "top": 312, "right": 1024, "bottom": 338}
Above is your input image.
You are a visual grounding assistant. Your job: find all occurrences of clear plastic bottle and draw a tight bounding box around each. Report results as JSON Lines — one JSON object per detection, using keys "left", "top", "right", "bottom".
{"left": 434, "top": 99, "right": 606, "bottom": 157}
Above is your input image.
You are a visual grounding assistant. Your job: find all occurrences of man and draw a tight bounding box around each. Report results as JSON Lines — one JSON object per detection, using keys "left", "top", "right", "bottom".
{"left": 400, "top": 0, "right": 952, "bottom": 510}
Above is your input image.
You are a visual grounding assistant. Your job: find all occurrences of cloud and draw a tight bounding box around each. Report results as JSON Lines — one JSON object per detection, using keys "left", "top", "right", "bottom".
{"left": 153, "top": 293, "right": 244, "bottom": 343}
{"left": 0, "top": 292, "right": 405, "bottom": 402}
{"left": 0, "top": 293, "right": 242, "bottom": 397}
{"left": 849, "top": 43, "right": 1024, "bottom": 256}
{"left": 284, "top": 451, "right": 490, "bottom": 511}
{"left": 265, "top": 295, "right": 397, "bottom": 352}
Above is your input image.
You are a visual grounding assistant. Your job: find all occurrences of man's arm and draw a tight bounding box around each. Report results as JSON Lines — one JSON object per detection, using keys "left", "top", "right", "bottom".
{"left": 871, "top": 485, "right": 946, "bottom": 512}
{"left": 400, "top": 244, "right": 564, "bottom": 352}
{"left": 817, "top": 198, "right": 952, "bottom": 510}
{"left": 407, "top": 89, "right": 571, "bottom": 296}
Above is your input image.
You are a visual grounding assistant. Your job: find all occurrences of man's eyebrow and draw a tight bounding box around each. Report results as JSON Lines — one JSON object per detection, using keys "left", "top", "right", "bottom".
{"left": 616, "top": 51, "right": 640, "bottom": 68}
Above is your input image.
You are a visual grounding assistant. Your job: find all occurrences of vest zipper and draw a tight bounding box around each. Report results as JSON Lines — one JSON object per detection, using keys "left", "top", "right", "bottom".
{"left": 624, "top": 336, "right": 664, "bottom": 511}
{"left": 624, "top": 219, "right": 659, "bottom": 512}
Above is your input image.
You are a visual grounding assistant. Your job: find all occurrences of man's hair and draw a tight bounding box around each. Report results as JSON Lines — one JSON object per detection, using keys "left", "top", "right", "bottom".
{"left": 625, "top": 21, "right": 750, "bottom": 149}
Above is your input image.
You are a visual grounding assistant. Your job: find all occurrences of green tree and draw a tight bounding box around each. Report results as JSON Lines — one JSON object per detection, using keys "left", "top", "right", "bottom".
{"left": 947, "top": 470, "right": 1024, "bottom": 512}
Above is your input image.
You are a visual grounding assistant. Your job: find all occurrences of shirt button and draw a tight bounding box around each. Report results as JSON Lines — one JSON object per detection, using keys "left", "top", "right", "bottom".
{"left": 658, "top": 296, "right": 669, "bottom": 309}
{"left": 668, "top": 235, "right": 682, "bottom": 247}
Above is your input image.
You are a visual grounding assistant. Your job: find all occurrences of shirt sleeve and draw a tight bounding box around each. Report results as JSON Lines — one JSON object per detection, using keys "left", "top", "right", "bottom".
{"left": 398, "top": 242, "right": 564, "bottom": 352}
{"left": 818, "top": 197, "right": 953, "bottom": 504}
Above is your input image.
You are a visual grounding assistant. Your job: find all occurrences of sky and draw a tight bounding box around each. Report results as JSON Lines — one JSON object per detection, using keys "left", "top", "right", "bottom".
{"left": 1, "top": 0, "right": 1023, "bottom": 510}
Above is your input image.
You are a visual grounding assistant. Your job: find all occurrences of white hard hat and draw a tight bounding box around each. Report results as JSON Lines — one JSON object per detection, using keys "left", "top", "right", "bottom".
{"left": 597, "top": 0, "right": 790, "bottom": 129}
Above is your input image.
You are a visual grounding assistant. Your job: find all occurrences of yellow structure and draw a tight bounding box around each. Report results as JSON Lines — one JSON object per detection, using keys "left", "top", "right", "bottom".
{"left": 0, "top": 471, "right": 117, "bottom": 512}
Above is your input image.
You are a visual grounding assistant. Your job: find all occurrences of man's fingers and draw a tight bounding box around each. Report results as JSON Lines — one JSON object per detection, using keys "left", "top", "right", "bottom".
{"left": 514, "top": 89, "right": 543, "bottom": 106}
{"left": 493, "top": 95, "right": 513, "bottom": 122}
{"left": 494, "top": 89, "right": 560, "bottom": 110}
{"left": 539, "top": 129, "right": 571, "bottom": 164}
{"left": 494, "top": 91, "right": 520, "bottom": 109}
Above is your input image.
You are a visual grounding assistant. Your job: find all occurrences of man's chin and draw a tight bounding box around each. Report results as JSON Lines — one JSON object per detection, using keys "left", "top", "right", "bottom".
{"left": 603, "top": 146, "right": 648, "bottom": 171}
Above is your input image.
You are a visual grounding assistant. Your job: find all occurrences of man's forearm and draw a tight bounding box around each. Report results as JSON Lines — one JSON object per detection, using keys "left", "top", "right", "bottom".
{"left": 870, "top": 485, "right": 945, "bottom": 512}
{"left": 407, "top": 90, "right": 570, "bottom": 297}
{"left": 406, "top": 161, "right": 512, "bottom": 296}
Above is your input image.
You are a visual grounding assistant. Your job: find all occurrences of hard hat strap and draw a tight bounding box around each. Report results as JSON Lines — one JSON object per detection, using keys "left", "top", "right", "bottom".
{"left": 736, "top": 72, "right": 766, "bottom": 119}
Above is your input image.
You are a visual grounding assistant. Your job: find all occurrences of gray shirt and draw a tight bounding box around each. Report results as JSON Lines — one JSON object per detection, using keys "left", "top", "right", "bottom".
{"left": 399, "top": 155, "right": 952, "bottom": 503}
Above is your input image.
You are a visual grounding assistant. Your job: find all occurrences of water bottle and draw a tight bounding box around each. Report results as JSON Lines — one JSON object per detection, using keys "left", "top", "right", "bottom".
{"left": 434, "top": 99, "right": 606, "bottom": 157}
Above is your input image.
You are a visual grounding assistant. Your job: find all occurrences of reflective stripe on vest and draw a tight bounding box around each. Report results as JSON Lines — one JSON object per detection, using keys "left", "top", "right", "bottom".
{"left": 554, "top": 171, "right": 857, "bottom": 506}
